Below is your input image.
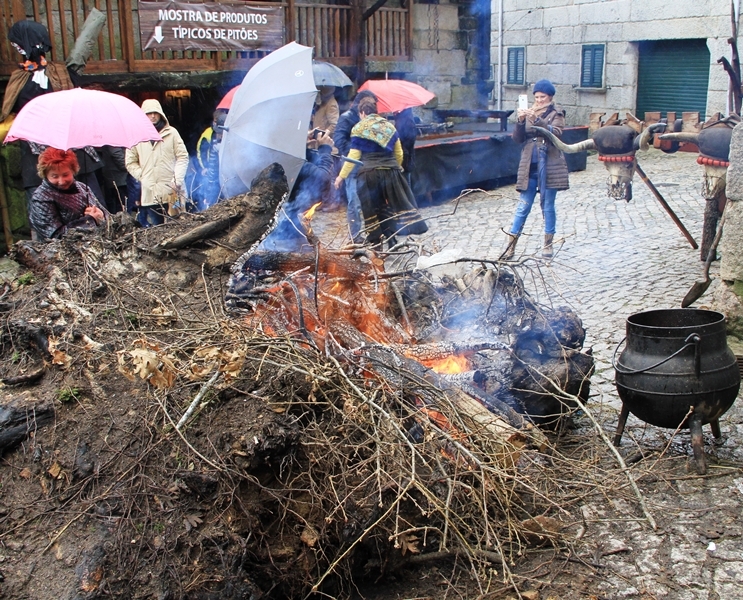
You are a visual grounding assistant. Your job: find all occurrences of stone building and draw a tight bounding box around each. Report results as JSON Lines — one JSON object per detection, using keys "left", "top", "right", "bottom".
{"left": 492, "top": 0, "right": 739, "bottom": 126}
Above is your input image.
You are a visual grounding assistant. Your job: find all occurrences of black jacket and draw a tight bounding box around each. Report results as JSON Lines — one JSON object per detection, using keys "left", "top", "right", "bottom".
{"left": 394, "top": 108, "right": 417, "bottom": 174}
{"left": 333, "top": 108, "right": 361, "bottom": 158}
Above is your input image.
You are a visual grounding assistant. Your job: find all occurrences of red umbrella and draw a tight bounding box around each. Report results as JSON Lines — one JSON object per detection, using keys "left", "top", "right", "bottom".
{"left": 358, "top": 80, "right": 435, "bottom": 114}
{"left": 216, "top": 86, "right": 239, "bottom": 111}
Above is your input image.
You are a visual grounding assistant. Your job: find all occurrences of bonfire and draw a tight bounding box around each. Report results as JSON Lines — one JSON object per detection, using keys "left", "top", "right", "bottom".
{"left": 0, "top": 165, "right": 599, "bottom": 599}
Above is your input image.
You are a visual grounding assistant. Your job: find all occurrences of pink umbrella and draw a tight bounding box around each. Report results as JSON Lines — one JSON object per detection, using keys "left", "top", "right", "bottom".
{"left": 217, "top": 86, "right": 239, "bottom": 111}
{"left": 4, "top": 88, "right": 162, "bottom": 149}
{"left": 358, "top": 79, "right": 436, "bottom": 114}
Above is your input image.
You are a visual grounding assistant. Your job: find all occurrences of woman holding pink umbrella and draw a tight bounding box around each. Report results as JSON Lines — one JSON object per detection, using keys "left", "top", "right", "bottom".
{"left": 28, "top": 148, "right": 107, "bottom": 240}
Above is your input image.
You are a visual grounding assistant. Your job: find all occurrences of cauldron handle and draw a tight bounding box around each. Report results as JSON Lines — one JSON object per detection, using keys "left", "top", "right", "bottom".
{"left": 612, "top": 333, "right": 701, "bottom": 375}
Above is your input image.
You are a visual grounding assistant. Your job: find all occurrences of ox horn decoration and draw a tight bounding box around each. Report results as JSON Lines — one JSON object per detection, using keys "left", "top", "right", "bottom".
{"left": 658, "top": 132, "right": 701, "bottom": 144}
{"left": 529, "top": 126, "right": 596, "bottom": 153}
{"left": 634, "top": 122, "right": 667, "bottom": 152}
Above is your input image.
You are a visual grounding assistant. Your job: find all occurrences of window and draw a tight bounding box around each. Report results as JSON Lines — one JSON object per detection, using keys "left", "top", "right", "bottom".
{"left": 581, "top": 44, "right": 605, "bottom": 88}
{"left": 507, "top": 47, "right": 525, "bottom": 85}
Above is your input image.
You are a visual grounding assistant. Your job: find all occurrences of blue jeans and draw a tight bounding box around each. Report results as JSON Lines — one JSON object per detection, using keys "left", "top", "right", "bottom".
{"left": 509, "top": 173, "right": 557, "bottom": 235}
{"left": 345, "top": 174, "right": 364, "bottom": 242}
{"left": 138, "top": 205, "right": 165, "bottom": 228}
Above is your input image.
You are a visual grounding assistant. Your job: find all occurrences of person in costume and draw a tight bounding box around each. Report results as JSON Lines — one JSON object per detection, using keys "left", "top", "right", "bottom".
{"left": 334, "top": 96, "right": 427, "bottom": 248}
{"left": 0, "top": 20, "right": 77, "bottom": 212}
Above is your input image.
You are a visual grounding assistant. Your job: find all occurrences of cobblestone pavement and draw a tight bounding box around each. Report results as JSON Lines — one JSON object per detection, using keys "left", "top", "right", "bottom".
{"left": 314, "top": 150, "right": 743, "bottom": 599}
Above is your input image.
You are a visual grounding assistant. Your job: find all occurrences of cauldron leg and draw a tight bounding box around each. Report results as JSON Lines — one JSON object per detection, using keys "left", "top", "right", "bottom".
{"left": 689, "top": 414, "right": 707, "bottom": 475}
{"left": 613, "top": 403, "right": 630, "bottom": 446}
{"left": 710, "top": 418, "right": 722, "bottom": 439}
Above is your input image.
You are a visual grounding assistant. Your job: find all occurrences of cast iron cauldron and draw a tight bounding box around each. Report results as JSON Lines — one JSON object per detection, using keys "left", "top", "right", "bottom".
{"left": 613, "top": 308, "right": 740, "bottom": 474}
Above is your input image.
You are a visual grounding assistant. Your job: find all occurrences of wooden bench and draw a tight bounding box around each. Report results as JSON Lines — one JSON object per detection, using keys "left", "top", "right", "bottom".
{"left": 432, "top": 109, "right": 515, "bottom": 132}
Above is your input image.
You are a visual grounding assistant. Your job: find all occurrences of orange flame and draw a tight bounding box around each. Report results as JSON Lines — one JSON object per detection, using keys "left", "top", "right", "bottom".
{"left": 422, "top": 354, "right": 470, "bottom": 374}
{"left": 303, "top": 202, "right": 322, "bottom": 221}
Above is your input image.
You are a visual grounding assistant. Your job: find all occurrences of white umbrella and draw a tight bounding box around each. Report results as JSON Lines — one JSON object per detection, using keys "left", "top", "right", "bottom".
{"left": 219, "top": 42, "right": 317, "bottom": 198}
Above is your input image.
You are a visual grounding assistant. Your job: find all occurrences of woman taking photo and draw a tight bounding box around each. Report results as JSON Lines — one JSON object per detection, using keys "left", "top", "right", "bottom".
{"left": 503, "top": 79, "right": 569, "bottom": 259}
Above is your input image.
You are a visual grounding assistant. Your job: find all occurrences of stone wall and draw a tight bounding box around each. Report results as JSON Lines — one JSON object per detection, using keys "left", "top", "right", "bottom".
{"left": 376, "top": 0, "right": 485, "bottom": 118}
{"left": 492, "top": 0, "right": 737, "bottom": 126}
{"left": 720, "top": 122, "right": 743, "bottom": 281}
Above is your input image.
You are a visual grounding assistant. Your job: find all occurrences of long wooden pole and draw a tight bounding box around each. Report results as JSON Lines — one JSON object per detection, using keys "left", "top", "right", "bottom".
{"left": 635, "top": 162, "right": 698, "bottom": 249}
{"left": 0, "top": 168, "right": 14, "bottom": 252}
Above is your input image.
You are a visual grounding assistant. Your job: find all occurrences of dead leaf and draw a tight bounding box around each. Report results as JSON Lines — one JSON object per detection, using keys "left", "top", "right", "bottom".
{"left": 194, "top": 346, "right": 221, "bottom": 360}
{"left": 399, "top": 532, "right": 420, "bottom": 556}
{"left": 19, "top": 468, "right": 32, "bottom": 479}
{"left": 129, "top": 348, "right": 161, "bottom": 380}
{"left": 125, "top": 348, "right": 177, "bottom": 389}
{"left": 520, "top": 515, "right": 563, "bottom": 547}
{"left": 151, "top": 306, "right": 175, "bottom": 325}
{"left": 184, "top": 512, "right": 203, "bottom": 532}
{"left": 189, "top": 363, "right": 212, "bottom": 379}
{"left": 48, "top": 462, "right": 62, "bottom": 479}
{"left": 116, "top": 351, "right": 137, "bottom": 381}
{"left": 300, "top": 525, "right": 319, "bottom": 547}
{"left": 221, "top": 348, "right": 246, "bottom": 380}
{"left": 47, "top": 338, "right": 71, "bottom": 368}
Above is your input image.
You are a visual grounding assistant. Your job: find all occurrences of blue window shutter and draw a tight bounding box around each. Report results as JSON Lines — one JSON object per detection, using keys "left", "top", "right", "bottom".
{"left": 581, "top": 45, "right": 604, "bottom": 88}
{"left": 507, "top": 47, "right": 525, "bottom": 85}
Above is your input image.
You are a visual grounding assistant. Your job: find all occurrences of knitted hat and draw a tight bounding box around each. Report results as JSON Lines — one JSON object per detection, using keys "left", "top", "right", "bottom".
{"left": 533, "top": 79, "right": 556, "bottom": 96}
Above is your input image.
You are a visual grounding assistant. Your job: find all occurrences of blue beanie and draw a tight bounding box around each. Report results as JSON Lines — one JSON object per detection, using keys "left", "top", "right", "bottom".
{"left": 533, "top": 79, "right": 556, "bottom": 96}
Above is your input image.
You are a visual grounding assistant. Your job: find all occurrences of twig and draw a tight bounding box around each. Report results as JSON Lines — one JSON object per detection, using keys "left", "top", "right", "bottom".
{"left": 568, "top": 393, "right": 657, "bottom": 530}
{"left": 202, "top": 263, "right": 218, "bottom": 321}
{"left": 176, "top": 370, "right": 221, "bottom": 431}
{"left": 41, "top": 511, "right": 86, "bottom": 554}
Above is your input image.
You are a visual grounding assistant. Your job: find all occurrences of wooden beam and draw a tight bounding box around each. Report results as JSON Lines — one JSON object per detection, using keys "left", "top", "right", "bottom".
{"left": 350, "top": 0, "right": 364, "bottom": 84}
{"left": 120, "top": 0, "right": 136, "bottom": 72}
{"left": 363, "top": 0, "right": 390, "bottom": 21}
{"left": 11, "top": 0, "right": 25, "bottom": 23}
{"left": 286, "top": 0, "right": 296, "bottom": 43}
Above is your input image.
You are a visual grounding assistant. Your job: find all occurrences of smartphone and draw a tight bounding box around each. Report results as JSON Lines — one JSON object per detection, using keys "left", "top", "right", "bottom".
{"left": 518, "top": 94, "right": 529, "bottom": 110}
{"left": 312, "top": 128, "right": 327, "bottom": 139}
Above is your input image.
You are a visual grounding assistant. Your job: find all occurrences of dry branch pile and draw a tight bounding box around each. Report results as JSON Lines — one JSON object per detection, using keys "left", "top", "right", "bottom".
{"left": 0, "top": 166, "right": 596, "bottom": 599}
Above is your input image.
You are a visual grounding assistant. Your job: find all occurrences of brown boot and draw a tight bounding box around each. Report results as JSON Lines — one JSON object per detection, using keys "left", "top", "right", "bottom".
{"left": 501, "top": 233, "right": 519, "bottom": 260}
{"left": 543, "top": 234, "right": 554, "bottom": 258}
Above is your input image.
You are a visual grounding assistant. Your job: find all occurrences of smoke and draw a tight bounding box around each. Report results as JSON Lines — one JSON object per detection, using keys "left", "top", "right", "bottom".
{"left": 257, "top": 148, "right": 332, "bottom": 253}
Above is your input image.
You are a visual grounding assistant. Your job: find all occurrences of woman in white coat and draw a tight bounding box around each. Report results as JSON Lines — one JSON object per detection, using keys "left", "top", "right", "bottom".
{"left": 125, "top": 99, "right": 189, "bottom": 227}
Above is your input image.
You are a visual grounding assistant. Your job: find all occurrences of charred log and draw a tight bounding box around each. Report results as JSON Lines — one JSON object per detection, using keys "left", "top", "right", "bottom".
{"left": 0, "top": 397, "right": 55, "bottom": 454}
{"left": 4, "top": 319, "right": 51, "bottom": 360}
{"left": 115, "top": 162, "right": 291, "bottom": 263}
{"left": 1, "top": 364, "right": 46, "bottom": 386}
{"left": 439, "top": 370, "right": 487, "bottom": 387}
{"left": 204, "top": 164, "right": 289, "bottom": 268}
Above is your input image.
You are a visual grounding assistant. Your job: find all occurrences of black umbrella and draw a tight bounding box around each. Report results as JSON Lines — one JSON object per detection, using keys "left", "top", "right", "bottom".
{"left": 312, "top": 61, "right": 353, "bottom": 88}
